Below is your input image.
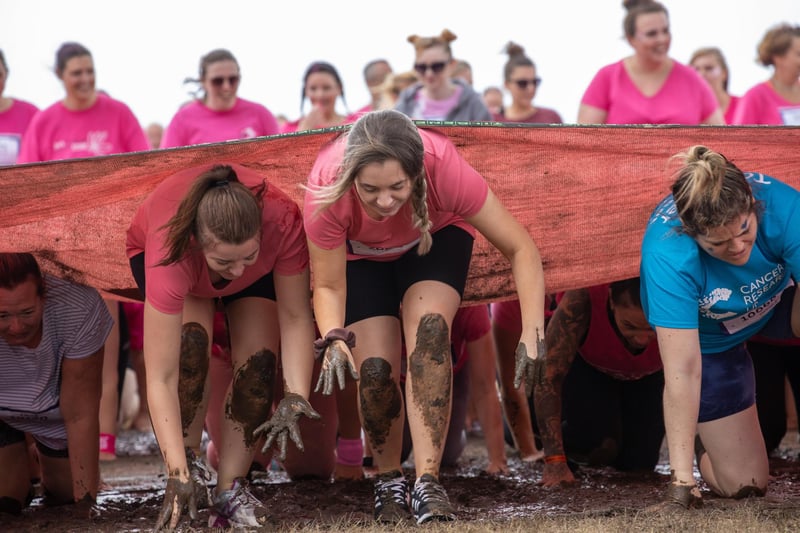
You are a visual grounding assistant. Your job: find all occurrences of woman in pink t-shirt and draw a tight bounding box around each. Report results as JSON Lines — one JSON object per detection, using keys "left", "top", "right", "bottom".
{"left": 689, "top": 47, "right": 740, "bottom": 124}
{"left": 161, "top": 49, "right": 280, "bottom": 148}
{"left": 0, "top": 49, "right": 39, "bottom": 166}
{"left": 281, "top": 61, "right": 354, "bottom": 133}
{"left": 304, "top": 109, "right": 547, "bottom": 524}
{"left": 733, "top": 23, "right": 800, "bottom": 126}
{"left": 493, "top": 41, "right": 562, "bottom": 124}
{"left": 126, "top": 163, "right": 324, "bottom": 530}
{"left": 577, "top": 0, "right": 723, "bottom": 125}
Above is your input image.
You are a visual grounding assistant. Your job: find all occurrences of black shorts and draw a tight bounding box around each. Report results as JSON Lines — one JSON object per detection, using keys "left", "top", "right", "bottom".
{"left": 0, "top": 420, "right": 69, "bottom": 458}
{"left": 129, "top": 252, "right": 277, "bottom": 306}
{"left": 344, "top": 225, "right": 474, "bottom": 325}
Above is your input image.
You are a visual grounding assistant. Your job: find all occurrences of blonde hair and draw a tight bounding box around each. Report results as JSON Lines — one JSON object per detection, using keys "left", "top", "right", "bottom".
{"left": 309, "top": 110, "right": 433, "bottom": 254}
{"left": 756, "top": 23, "right": 800, "bottom": 67}
{"left": 670, "top": 146, "right": 754, "bottom": 236}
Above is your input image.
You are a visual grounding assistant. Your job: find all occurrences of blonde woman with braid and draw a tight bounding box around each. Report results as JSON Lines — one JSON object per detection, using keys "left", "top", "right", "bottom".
{"left": 303, "top": 109, "right": 547, "bottom": 524}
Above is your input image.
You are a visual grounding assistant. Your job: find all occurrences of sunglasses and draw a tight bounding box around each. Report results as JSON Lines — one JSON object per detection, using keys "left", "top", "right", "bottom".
{"left": 414, "top": 61, "right": 448, "bottom": 75}
{"left": 512, "top": 77, "right": 542, "bottom": 89}
{"left": 209, "top": 75, "right": 241, "bottom": 87}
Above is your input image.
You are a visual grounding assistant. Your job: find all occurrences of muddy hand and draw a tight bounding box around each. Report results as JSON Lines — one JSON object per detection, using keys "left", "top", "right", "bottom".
{"left": 513, "top": 342, "right": 545, "bottom": 396}
{"left": 314, "top": 342, "right": 359, "bottom": 395}
{"left": 541, "top": 462, "right": 577, "bottom": 488}
{"left": 68, "top": 493, "right": 99, "bottom": 519}
{"left": 256, "top": 392, "right": 321, "bottom": 460}
{"left": 154, "top": 477, "right": 197, "bottom": 530}
{"left": 645, "top": 482, "right": 703, "bottom": 513}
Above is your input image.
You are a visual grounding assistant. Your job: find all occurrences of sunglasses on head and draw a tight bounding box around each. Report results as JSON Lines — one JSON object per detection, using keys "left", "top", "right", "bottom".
{"left": 209, "top": 75, "right": 240, "bottom": 87}
{"left": 513, "top": 77, "right": 542, "bottom": 89}
{"left": 414, "top": 61, "right": 447, "bottom": 75}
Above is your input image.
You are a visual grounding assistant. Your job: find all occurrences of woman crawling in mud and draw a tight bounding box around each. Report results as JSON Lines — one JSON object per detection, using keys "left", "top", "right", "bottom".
{"left": 640, "top": 145, "right": 800, "bottom": 508}
{"left": 302, "top": 108, "right": 548, "bottom": 524}
{"left": 125, "top": 163, "right": 322, "bottom": 529}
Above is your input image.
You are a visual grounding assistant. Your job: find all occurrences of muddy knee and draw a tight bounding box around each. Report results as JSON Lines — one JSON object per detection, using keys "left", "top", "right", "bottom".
{"left": 227, "top": 349, "right": 277, "bottom": 448}
{"left": 178, "top": 322, "right": 210, "bottom": 434}
{"left": 408, "top": 313, "right": 452, "bottom": 448}
{"left": 359, "top": 357, "right": 402, "bottom": 452}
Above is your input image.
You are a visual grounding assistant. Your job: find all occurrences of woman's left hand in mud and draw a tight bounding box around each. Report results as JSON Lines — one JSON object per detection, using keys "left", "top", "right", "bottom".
{"left": 255, "top": 393, "right": 321, "bottom": 460}
{"left": 314, "top": 341, "right": 359, "bottom": 395}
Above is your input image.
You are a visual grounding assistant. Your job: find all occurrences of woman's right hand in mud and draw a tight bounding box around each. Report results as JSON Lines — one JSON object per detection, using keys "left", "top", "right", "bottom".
{"left": 645, "top": 481, "right": 703, "bottom": 513}
{"left": 154, "top": 477, "right": 197, "bottom": 530}
{"left": 314, "top": 341, "right": 359, "bottom": 395}
{"left": 540, "top": 462, "right": 577, "bottom": 488}
{"left": 255, "top": 392, "right": 321, "bottom": 460}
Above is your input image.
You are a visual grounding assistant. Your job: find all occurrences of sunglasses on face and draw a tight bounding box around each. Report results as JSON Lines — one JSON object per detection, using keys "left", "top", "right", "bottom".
{"left": 512, "top": 77, "right": 542, "bottom": 89}
{"left": 414, "top": 61, "right": 447, "bottom": 75}
{"left": 209, "top": 75, "right": 241, "bottom": 87}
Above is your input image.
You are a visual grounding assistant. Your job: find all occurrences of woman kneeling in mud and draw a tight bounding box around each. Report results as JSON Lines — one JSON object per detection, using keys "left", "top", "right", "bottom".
{"left": 303, "top": 109, "right": 547, "bottom": 524}
{"left": 641, "top": 146, "right": 800, "bottom": 508}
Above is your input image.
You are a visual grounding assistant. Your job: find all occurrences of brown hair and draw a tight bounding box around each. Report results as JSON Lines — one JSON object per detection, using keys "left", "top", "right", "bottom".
{"left": 622, "top": 0, "right": 668, "bottom": 38}
{"left": 407, "top": 29, "right": 458, "bottom": 58}
{"left": 54, "top": 42, "right": 91, "bottom": 76}
{"left": 158, "top": 165, "right": 265, "bottom": 265}
{"left": 309, "top": 110, "right": 433, "bottom": 254}
{"left": 0, "top": 253, "right": 45, "bottom": 296}
{"left": 502, "top": 41, "right": 536, "bottom": 81}
{"left": 670, "top": 146, "right": 754, "bottom": 237}
{"left": 756, "top": 23, "right": 800, "bottom": 67}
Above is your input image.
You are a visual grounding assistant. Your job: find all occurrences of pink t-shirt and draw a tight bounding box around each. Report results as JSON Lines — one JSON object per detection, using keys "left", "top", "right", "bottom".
{"left": 279, "top": 112, "right": 361, "bottom": 134}
{"left": 492, "top": 107, "right": 563, "bottom": 124}
{"left": 0, "top": 98, "right": 39, "bottom": 165}
{"left": 731, "top": 81, "right": 800, "bottom": 125}
{"left": 17, "top": 93, "right": 149, "bottom": 162}
{"left": 304, "top": 128, "right": 488, "bottom": 261}
{"left": 580, "top": 59, "right": 718, "bottom": 124}
{"left": 161, "top": 98, "right": 280, "bottom": 148}
{"left": 412, "top": 86, "right": 463, "bottom": 120}
{"left": 724, "top": 95, "right": 741, "bottom": 125}
{"left": 126, "top": 163, "right": 308, "bottom": 314}
{"left": 451, "top": 304, "right": 492, "bottom": 373}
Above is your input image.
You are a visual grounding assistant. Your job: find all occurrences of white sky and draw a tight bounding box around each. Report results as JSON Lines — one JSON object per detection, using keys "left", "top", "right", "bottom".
{"left": 3, "top": 1, "right": 798, "bottom": 127}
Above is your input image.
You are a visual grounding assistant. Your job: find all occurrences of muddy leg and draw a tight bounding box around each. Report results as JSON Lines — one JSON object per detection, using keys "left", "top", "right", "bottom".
{"left": 359, "top": 357, "right": 404, "bottom": 473}
{"left": 178, "top": 323, "right": 210, "bottom": 440}
{"left": 406, "top": 313, "right": 452, "bottom": 479}
{"left": 217, "top": 350, "right": 276, "bottom": 489}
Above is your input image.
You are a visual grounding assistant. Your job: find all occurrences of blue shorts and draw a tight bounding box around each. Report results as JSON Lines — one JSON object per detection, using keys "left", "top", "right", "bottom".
{"left": 699, "top": 343, "right": 755, "bottom": 423}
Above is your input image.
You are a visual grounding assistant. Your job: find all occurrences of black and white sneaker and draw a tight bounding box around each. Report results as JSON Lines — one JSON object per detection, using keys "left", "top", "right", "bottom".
{"left": 373, "top": 470, "right": 411, "bottom": 523}
{"left": 411, "top": 473, "right": 456, "bottom": 524}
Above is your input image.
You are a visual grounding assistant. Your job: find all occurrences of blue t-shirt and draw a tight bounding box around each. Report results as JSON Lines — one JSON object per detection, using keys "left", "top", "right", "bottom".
{"left": 640, "top": 173, "right": 800, "bottom": 353}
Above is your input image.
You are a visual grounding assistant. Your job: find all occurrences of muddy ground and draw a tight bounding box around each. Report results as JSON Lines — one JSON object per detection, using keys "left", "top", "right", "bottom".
{"left": 2, "top": 428, "right": 799, "bottom": 532}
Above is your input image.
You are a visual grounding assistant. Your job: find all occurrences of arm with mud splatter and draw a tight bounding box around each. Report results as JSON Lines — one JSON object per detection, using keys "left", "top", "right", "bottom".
{"left": 465, "top": 190, "right": 547, "bottom": 383}
{"left": 306, "top": 240, "right": 359, "bottom": 393}
{"left": 256, "top": 269, "right": 321, "bottom": 460}
{"left": 60, "top": 347, "right": 103, "bottom": 507}
{"left": 534, "top": 289, "right": 591, "bottom": 487}
{"left": 142, "top": 302, "right": 198, "bottom": 529}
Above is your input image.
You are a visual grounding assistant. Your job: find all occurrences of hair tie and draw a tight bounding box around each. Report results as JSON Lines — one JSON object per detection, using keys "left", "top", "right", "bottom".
{"left": 212, "top": 179, "right": 230, "bottom": 188}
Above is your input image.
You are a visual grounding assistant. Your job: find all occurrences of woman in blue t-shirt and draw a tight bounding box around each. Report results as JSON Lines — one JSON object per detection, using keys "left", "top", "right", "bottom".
{"left": 640, "top": 145, "right": 800, "bottom": 509}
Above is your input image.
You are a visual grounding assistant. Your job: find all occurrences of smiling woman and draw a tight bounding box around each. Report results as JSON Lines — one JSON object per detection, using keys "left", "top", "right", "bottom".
{"left": 125, "top": 163, "right": 325, "bottom": 529}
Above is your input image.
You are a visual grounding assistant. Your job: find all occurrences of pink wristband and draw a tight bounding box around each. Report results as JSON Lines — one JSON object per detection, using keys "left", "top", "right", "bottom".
{"left": 99, "top": 433, "right": 116, "bottom": 455}
{"left": 336, "top": 437, "right": 363, "bottom": 467}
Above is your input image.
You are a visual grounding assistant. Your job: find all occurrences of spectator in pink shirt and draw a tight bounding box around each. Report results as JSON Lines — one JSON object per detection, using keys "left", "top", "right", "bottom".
{"left": 281, "top": 61, "right": 353, "bottom": 133}
{"left": 689, "top": 47, "right": 740, "bottom": 124}
{"left": 0, "top": 49, "right": 38, "bottom": 166}
{"left": 161, "top": 49, "right": 280, "bottom": 148}
{"left": 732, "top": 23, "right": 800, "bottom": 125}
{"left": 577, "top": 0, "right": 723, "bottom": 125}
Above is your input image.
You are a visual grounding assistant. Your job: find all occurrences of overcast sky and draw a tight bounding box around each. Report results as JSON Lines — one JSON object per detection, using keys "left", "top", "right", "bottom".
{"left": 3, "top": 1, "right": 798, "bottom": 127}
